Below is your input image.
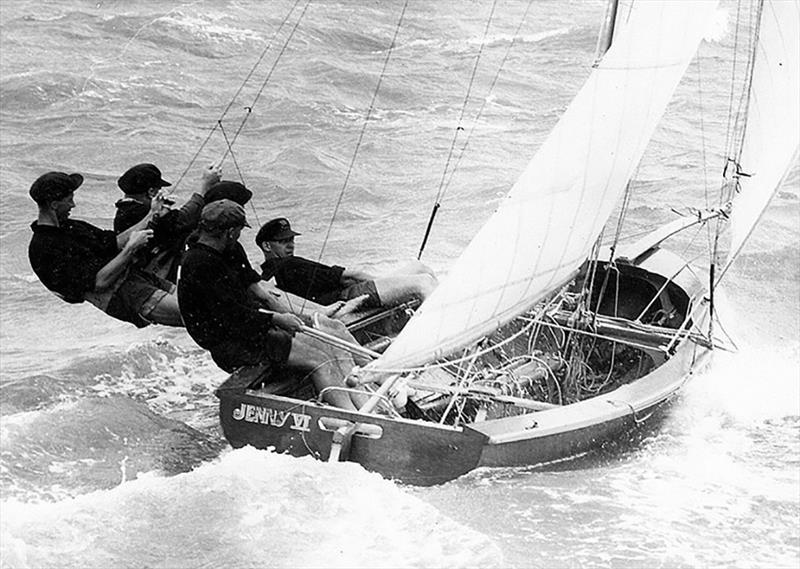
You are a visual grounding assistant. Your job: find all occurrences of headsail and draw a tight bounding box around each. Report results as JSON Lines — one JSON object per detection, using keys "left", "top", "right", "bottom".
{"left": 375, "top": 0, "right": 721, "bottom": 370}
{"left": 723, "top": 0, "right": 800, "bottom": 277}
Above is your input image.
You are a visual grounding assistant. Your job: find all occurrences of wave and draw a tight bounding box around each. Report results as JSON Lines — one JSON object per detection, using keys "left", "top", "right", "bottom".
{"left": 95, "top": 10, "right": 266, "bottom": 60}
{"left": 0, "top": 395, "right": 224, "bottom": 502}
{"left": 0, "top": 71, "right": 88, "bottom": 111}
{"left": 0, "top": 446, "right": 502, "bottom": 569}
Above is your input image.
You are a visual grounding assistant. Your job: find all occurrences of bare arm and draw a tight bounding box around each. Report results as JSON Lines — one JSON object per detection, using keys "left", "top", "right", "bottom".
{"left": 248, "top": 281, "right": 336, "bottom": 315}
{"left": 198, "top": 164, "right": 222, "bottom": 197}
{"left": 95, "top": 229, "right": 153, "bottom": 292}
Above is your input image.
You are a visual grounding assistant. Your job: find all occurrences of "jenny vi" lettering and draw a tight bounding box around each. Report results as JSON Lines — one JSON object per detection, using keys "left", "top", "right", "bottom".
{"left": 232, "top": 402, "right": 311, "bottom": 432}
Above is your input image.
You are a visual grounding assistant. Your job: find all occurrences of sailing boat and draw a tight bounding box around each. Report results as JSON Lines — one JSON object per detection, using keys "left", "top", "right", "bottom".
{"left": 215, "top": 0, "right": 799, "bottom": 485}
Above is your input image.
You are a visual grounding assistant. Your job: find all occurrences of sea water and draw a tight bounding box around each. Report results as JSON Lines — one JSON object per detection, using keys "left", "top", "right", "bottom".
{"left": 0, "top": 1, "right": 797, "bottom": 568}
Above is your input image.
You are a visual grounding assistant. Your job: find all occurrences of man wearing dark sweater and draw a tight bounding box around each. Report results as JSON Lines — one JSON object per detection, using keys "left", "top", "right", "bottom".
{"left": 178, "top": 200, "right": 369, "bottom": 410}
{"left": 256, "top": 217, "right": 437, "bottom": 310}
{"left": 28, "top": 171, "right": 181, "bottom": 327}
{"left": 113, "top": 163, "right": 222, "bottom": 282}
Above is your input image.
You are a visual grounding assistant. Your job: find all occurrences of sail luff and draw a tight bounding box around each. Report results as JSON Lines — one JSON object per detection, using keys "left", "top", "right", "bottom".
{"left": 374, "top": 0, "right": 721, "bottom": 371}
{"left": 721, "top": 0, "right": 800, "bottom": 282}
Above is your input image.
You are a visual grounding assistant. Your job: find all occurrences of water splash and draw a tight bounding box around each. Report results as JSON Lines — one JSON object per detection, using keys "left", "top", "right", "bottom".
{"left": 0, "top": 447, "right": 501, "bottom": 569}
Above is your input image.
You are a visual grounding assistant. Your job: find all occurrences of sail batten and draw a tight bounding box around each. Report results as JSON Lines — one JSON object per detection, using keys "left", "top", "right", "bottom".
{"left": 374, "top": 0, "right": 721, "bottom": 371}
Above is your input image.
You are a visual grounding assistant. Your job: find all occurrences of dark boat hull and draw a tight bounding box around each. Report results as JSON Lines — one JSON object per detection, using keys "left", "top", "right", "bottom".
{"left": 215, "top": 248, "right": 712, "bottom": 485}
{"left": 217, "top": 367, "right": 487, "bottom": 486}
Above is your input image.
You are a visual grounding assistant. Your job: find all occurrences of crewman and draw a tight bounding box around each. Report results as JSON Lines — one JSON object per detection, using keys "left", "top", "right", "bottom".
{"left": 178, "top": 200, "right": 372, "bottom": 410}
{"left": 28, "top": 171, "right": 182, "bottom": 327}
{"left": 113, "top": 163, "right": 222, "bottom": 282}
{"left": 256, "top": 217, "right": 437, "bottom": 310}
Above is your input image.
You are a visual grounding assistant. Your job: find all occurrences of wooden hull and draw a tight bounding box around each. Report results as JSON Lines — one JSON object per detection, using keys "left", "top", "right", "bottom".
{"left": 217, "top": 373, "right": 487, "bottom": 486}
{"left": 215, "top": 248, "right": 712, "bottom": 485}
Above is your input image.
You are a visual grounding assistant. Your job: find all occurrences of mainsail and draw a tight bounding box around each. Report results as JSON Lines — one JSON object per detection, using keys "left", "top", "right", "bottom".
{"left": 724, "top": 0, "right": 800, "bottom": 277}
{"left": 374, "top": 0, "right": 721, "bottom": 371}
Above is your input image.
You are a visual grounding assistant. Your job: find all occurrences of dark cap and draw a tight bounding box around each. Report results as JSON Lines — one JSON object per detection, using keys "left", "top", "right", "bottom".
{"left": 117, "top": 163, "right": 171, "bottom": 195}
{"left": 255, "top": 217, "right": 301, "bottom": 245}
{"left": 199, "top": 199, "right": 250, "bottom": 232}
{"left": 205, "top": 181, "right": 252, "bottom": 206}
{"left": 29, "top": 172, "right": 84, "bottom": 205}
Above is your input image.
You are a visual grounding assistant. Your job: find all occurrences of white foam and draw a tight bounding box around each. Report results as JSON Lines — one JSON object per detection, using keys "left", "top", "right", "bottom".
{"left": 0, "top": 447, "right": 502, "bottom": 569}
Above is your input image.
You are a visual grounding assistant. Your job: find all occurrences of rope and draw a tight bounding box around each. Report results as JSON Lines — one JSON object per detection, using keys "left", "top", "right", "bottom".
{"left": 417, "top": 0, "right": 501, "bottom": 259}
{"left": 217, "top": 119, "right": 261, "bottom": 226}
{"left": 172, "top": 0, "right": 309, "bottom": 191}
{"left": 294, "top": 0, "right": 410, "bottom": 314}
{"left": 440, "top": 0, "right": 535, "bottom": 201}
{"left": 362, "top": 292, "right": 568, "bottom": 375}
{"left": 220, "top": 1, "right": 312, "bottom": 163}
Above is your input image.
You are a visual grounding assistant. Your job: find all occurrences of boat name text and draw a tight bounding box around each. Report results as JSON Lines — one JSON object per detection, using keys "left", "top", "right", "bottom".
{"left": 232, "top": 403, "right": 311, "bottom": 432}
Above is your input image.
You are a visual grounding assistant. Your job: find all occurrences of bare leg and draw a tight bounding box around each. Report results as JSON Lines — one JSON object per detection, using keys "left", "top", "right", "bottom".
{"left": 142, "top": 292, "right": 184, "bottom": 327}
{"left": 257, "top": 283, "right": 362, "bottom": 321}
{"left": 373, "top": 274, "right": 437, "bottom": 306}
{"left": 312, "top": 315, "right": 408, "bottom": 410}
{"left": 387, "top": 260, "right": 437, "bottom": 280}
{"left": 286, "top": 335, "right": 370, "bottom": 409}
{"left": 324, "top": 294, "right": 369, "bottom": 319}
{"left": 312, "top": 314, "right": 372, "bottom": 366}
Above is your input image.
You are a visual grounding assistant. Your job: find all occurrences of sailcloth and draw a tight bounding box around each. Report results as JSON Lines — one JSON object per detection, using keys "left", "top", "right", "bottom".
{"left": 375, "top": 0, "right": 721, "bottom": 370}
{"left": 725, "top": 0, "right": 800, "bottom": 273}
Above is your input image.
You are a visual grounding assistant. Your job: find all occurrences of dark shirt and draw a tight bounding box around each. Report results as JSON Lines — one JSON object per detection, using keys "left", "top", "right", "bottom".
{"left": 29, "top": 219, "right": 118, "bottom": 303}
{"left": 261, "top": 256, "right": 345, "bottom": 305}
{"left": 179, "top": 241, "right": 274, "bottom": 351}
{"left": 115, "top": 194, "right": 205, "bottom": 282}
{"left": 113, "top": 198, "right": 149, "bottom": 234}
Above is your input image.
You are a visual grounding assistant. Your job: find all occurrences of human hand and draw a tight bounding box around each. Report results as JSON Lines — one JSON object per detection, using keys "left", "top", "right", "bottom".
{"left": 325, "top": 294, "right": 368, "bottom": 317}
{"left": 323, "top": 300, "right": 346, "bottom": 317}
{"left": 125, "top": 229, "right": 153, "bottom": 252}
{"left": 200, "top": 163, "right": 223, "bottom": 195}
{"left": 272, "top": 312, "right": 304, "bottom": 333}
{"left": 149, "top": 190, "right": 170, "bottom": 216}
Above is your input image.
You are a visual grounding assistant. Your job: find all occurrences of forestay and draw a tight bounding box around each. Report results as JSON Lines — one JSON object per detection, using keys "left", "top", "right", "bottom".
{"left": 724, "top": 0, "right": 800, "bottom": 276}
{"left": 374, "top": 0, "right": 721, "bottom": 371}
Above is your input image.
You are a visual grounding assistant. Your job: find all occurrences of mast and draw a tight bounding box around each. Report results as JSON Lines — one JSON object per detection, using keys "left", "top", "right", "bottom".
{"left": 594, "top": 0, "right": 619, "bottom": 62}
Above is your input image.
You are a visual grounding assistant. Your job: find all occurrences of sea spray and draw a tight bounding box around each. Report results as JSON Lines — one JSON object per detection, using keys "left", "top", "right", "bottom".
{"left": 0, "top": 447, "right": 502, "bottom": 569}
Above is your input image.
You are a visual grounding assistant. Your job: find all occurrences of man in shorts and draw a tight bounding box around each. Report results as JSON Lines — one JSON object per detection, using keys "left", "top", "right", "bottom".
{"left": 28, "top": 171, "right": 183, "bottom": 327}
{"left": 113, "top": 163, "right": 223, "bottom": 283}
{"left": 255, "top": 217, "right": 437, "bottom": 310}
{"left": 178, "top": 200, "right": 370, "bottom": 410}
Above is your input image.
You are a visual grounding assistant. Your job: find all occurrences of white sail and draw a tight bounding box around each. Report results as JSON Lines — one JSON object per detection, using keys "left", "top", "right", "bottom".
{"left": 725, "top": 0, "right": 800, "bottom": 273}
{"left": 375, "top": 0, "right": 721, "bottom": 371}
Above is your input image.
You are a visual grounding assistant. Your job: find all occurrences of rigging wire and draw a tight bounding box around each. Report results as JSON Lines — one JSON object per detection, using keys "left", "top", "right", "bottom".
{"left": 219, "top": 0, "right": 311, "bottom": 226}
{"left": 713, "top": 0, "right": 766, "bottom": 289}
{"left": 710, "top": 0, "right": 763, "bottom": 319}
{"left": 296, "top": 0, "right": 410, "bottom": 314}
{"left": 439, "top": 0, "right": 536, "bottom": 212}
{"left": 171, "top": 0, "right": 308, "bottom": 192}
{"left": 693, "top": 41, "right": 715, "bottom": 259}
{"left": 217, "top": 121, "right": 261, "bottom": 227}
{"left": 220, "top": 1, "right": 312, "bottom": 164}
{"left": 417, "top": 0, "right": 501, "bottom": 260}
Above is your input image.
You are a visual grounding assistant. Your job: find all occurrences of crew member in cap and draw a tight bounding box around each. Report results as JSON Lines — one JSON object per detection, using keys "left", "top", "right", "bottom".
{"left": 28, "top": 171, "right": 183, "bottom": 328}
{"left": 113, "top": 163, "right": 224, "bottom": 283}
{"left": 178, "top": 201, "right": 373, "bottom": 410}
{"left": 256, "top": 217, "right": 438, "bottom": 311}
{"left": 115, "top": 163, "right": 175, "bottom": 233}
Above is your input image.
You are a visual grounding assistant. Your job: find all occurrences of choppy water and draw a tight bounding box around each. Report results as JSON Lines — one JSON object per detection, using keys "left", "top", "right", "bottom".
{"left": 1, "top": 1, "right": 798, "bottom": 568}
